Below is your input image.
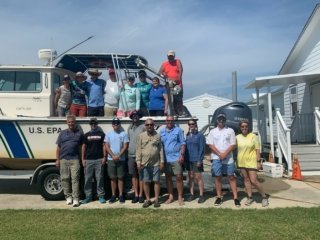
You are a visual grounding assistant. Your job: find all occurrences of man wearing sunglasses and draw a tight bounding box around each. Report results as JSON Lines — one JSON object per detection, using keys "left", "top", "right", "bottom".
{"left": 206, "top": 113, "right": 240, "bottom": 207}
{"left": 104, "top": 118, "right": 129, "bottom": 203}
{"left": 136, "top": 119, "right": 164, "bottom": 208}
{"left": 160, "top": 116, "right": 186, "bottom": 206}
{"left": 81, "top": 118, "right": 106, "bottom": 204}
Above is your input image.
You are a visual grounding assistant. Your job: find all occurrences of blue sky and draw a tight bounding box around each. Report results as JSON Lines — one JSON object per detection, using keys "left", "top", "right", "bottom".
{"left": 0, "top": 0, "right": 319, "bottom": 101}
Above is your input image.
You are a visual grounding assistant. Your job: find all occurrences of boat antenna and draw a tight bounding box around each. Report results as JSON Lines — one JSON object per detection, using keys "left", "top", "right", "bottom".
{"left": 54, "top": 35, "right": 94, "bottom": 60}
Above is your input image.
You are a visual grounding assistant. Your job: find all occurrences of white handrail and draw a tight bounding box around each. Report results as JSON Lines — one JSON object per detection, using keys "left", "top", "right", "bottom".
{"left": 275, "top": 108, "right": 292, "bottom": 175}
{"left": 314, "top": 107, "right": 320, "bottom": 145}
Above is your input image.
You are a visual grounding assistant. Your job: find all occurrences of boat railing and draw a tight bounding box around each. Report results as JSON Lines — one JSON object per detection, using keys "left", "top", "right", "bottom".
{"left": 275, "top": 108, "right": 292, "bottom": 174}
{"left": 314, "top": 107, "right": 320, "bottom": 145}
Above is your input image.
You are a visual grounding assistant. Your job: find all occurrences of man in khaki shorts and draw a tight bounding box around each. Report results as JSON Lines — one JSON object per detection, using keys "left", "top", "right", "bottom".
{"left": 136, "top": 118, "right": 164, "bottom": 208}
{"left": 160, "top": 116, "right": 185, "bottom": 205}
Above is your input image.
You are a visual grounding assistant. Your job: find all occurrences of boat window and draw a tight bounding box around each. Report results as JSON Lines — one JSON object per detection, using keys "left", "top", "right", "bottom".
{"left": 0, "top": 71, "right": 41, "bottom": 92}
{"left": 52, "top": 73, "right": 61, "bottom": 93}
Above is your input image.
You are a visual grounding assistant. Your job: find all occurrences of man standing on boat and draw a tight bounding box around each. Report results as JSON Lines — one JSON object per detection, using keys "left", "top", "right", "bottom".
{"left": 104, "top": 68, "right": 120, "bottom": 118}
{"left": 87, "top": 68, "right": 106, "bottom": 117}
{"left": 159, "top": 50, "right": 184, "bottom": 116}
{"left": 160, "top": 115, "right": 185, "bottom": 205}
{"left": 56, "top": 115, "right": 83, "bottom": 207}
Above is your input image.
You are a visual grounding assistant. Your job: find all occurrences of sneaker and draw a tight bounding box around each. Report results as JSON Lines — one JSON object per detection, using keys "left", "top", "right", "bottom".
{"left": 66, "top": 197, "right": 73, "bottom": 205}
{"left": 186, "top": 194, "right": 194, "bottom": 202}
{"left": 234, "top": 199, "right": 241, "bottom": 207}
{"left": 198, "top": 196, "right": 205, "bottom": 204}
{"left": 214, "top": 197, "right": 222, "bottom": 206}
{"left": 153, "top": 201, "right": 161, "bottom": 208}
{"left": 73, "top": 199, "right": 80, "bottom": 207}
{"left": 132, "top": 196, "right": 139, "bottom": 204}
{"left": 245, "top": 197, "right": 254, "bottom": 206}
{"left": 262, "top": 197, "right": 269, "bottom": 207}
{"left": 142, "top": 200, "right": 153, "bottom": 208}
{"left": 119, "top": 195, "right": 125, "bottom": 204}
{"left": 99, "top": 196, "right": 106, "bottom": 204}
{"left": 81, "top": 197, "right": 92, "bottom": 204}
{"left": 138, "top": 196, "right": 145, "bottom": 203}
{"left": 109, "top": 195, "right": 117, "bottom": 204}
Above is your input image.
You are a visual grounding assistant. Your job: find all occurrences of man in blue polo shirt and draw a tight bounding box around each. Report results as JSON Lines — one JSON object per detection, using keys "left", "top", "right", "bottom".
{"left": 160, "top": 115, "right": 185, "bottom": 206}
{"left": 56, "top": 115, "right": 83, "bottom": 207}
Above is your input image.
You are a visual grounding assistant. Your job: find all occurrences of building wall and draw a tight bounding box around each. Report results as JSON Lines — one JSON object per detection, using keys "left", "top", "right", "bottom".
{"left": 184, "top": 94, "right": 231, "bottom": 130}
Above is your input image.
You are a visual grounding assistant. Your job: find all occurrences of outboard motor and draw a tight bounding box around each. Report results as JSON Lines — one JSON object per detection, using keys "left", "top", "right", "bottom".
{"left": 211, "top": 102, "right": 252, "bottom": 134}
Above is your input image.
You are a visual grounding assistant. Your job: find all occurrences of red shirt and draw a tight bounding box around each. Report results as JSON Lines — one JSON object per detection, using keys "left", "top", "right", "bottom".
{"left": 160, "top": 59, "right": 183, "bottom": 86}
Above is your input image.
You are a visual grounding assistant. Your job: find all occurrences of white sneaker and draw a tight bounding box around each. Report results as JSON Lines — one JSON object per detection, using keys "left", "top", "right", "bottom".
{"left": 262, "top": 198, "right": 269, "bottom": 207}
{"left": 66, "top": 197, "right": 73, "bottom": 205}
{"left": 73, "top": 199, "right": 80, "bottom": 207}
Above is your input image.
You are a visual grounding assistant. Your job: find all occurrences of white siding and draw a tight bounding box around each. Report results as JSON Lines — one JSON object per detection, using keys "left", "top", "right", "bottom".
{"left": 184, "top": 93, "right": 232, "bottom": 129}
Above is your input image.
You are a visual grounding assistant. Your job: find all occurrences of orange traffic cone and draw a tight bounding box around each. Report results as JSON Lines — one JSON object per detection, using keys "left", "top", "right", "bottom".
{"left": 268, "top": 150, "right": 274, "bottom": 163}
{"left": 291, "top": 154, "right": 303, "bottom": 181}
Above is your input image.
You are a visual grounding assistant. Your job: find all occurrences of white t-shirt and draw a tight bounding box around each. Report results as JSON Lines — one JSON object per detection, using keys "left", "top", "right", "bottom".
{"left": 206, "top": 126, "right": 236, "bottom": 164}
{"left": 104, "top": 79, "right": 120, "bottom": 108}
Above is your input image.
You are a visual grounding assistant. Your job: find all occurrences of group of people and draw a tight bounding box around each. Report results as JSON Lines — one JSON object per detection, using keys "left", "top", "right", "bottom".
{"left": 54, "top": 50, "right": 184, "bottom": 118}
{"left": 56, "top": 111, "right": 269, "bottom": 208}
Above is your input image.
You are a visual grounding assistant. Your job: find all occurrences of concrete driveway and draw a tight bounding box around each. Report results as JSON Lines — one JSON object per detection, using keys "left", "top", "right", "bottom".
{"left": 1, "top": 174, "right": 320, "bottom": 210}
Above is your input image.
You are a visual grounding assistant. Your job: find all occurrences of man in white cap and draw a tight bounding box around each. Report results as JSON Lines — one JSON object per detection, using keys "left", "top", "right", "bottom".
{"left": 87, "top": 68, "right": 106, "bottom": 116}
{"left": 104, "top": 68, "right": 120, "bottom": 117}
{"left": 159, "top": 50, "right": 184, "bottom": 116}
{"left": 206, "top": 113, "right": 240, "bottom": 208}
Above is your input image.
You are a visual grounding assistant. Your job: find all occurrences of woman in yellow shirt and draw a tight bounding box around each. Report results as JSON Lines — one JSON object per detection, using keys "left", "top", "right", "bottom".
{"left": 236, "top": 120, "right": 269, "bottom": 207}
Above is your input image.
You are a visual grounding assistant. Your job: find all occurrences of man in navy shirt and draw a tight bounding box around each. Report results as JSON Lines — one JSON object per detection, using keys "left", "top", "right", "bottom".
{"left": 56, "top": 115, "right": 83, "bottom": 207}
{"left": 81, "top": 118, "right": 106, "bottom": 204}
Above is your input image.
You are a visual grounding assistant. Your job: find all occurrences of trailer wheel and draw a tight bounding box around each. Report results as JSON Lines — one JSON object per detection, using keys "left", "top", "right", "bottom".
{"left": 38, "top": 167, "right": 64, "bottom": 200}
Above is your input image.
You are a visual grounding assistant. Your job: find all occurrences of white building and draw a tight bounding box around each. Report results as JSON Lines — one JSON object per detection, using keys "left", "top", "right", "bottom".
{"left": 246, "top": 4, "right": 320, "bottom": 174}
{"left": 184, "top": 93, "right": 232, "bottom": 129}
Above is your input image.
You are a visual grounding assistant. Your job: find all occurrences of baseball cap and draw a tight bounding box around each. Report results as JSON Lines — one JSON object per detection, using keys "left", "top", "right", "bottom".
{"left": 217, "top": 113, "right": 226, "bottom": 119}
{"left": 108, "top": 68, "right": 115, "bottom": 74}
{"left": 89, "top": 117, "right": 98, "bottom": 125}
{"left": 138, "top": 70, "right": 146, "bottom": 77}
{"left": 167, "top": 50, "right": 175, "bottom": 56}
{"left": 63, "top": 74, "right": 70, "bottom": 80}
{"left": 112, "top": 118, "right": 121, "bottom": 125}
{"left": 129, "top": 110, "right": 143, "bottom": 119}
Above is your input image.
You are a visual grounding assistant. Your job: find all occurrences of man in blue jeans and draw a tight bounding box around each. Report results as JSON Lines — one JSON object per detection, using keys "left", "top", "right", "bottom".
{"left": 81, "top": 118, "right": 106, "bottom": 204}
{"left": 206, "top": 113, "right": 240, "bottom": 207}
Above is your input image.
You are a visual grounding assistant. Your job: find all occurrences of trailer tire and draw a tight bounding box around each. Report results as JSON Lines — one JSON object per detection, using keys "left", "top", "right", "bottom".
{"left": 38, "top": 167, "right": 64, "bottom": 200}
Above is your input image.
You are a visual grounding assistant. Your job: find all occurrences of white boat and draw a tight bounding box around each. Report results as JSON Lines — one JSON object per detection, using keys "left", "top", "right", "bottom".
{"left": 0, "top": 51, "right": 191, "bottom": 200}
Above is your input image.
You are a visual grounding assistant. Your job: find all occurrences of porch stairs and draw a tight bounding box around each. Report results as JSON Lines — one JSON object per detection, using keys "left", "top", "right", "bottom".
{"left": 291, "top": 144, "right": 320, "bottom": 175}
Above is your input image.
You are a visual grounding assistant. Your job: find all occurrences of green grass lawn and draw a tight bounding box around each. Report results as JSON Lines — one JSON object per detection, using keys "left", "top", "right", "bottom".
{"left": 0, "top": 208, "right": 318, "bottom": 240}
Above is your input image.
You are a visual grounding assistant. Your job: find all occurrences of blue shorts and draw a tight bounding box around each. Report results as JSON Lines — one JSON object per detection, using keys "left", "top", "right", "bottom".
{"left": 211, "top": 160, "right": 235, "bottom": 177}
{"left": 141, "top": 166, "right": 160, "bottom": 183}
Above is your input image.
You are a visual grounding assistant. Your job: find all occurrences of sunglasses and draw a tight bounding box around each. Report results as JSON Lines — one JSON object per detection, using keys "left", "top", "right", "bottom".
{"left": 145, "top": 124, "right": 154, "bottom": 126}
{"left": 112, "top": 123, "right": 120, "bottom": 126}
{"left": 188, "top": 123, "right": 195, "bottom": 126}
{"left": 90, "top": 123, "right": 97, "bottom": 125}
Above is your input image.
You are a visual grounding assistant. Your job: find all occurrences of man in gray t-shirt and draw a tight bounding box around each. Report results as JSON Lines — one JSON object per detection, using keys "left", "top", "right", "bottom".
{"left": 127, "top": 110, "right": 145, "bottom": 203}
